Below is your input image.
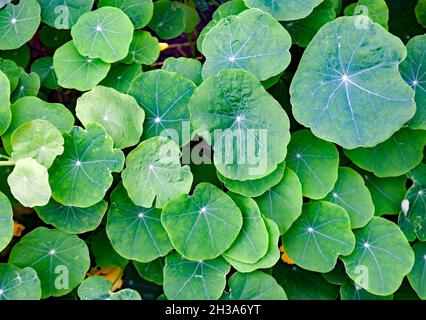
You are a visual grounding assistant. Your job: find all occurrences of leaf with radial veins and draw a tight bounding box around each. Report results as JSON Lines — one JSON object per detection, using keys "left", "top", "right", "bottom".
{"left": 290, "top": 16, "right": 416, "bottom": 149}
{"left": 254, "top": 167, "right": 303, "bottom": 234}
{"left": 35, "top": 199, "right": 108, "bottom": 234}
{"left": 76, "top": 86, "right": 145, "bottom": 149}
{"left": 0, "top": 0, "right": 41, "bottom": 50}
{"left": 161, "top": 183, "right": 242, "bottom": 261}
{"left": 11, "top": 70, "right": 40, "bottom": 102}
{"left": 78, "top": 276, "right": 141, "bottom": 300}
{"left": 0, "top": 70, "right": 11, "bottom": 136}
{"left": 9, "top": 227, "right": 90, "bottom": 298}
{"left": 148, "top": 0, "right": 185, "bottom": 40}
{"left": 0, "top": 264, "right": 41, "bottom": 300}
{"left": 128, "top": 70, "right": 195, "bottom": 145}
{"left": 286, "top": 130, "right": 339, "bottom": 199}
{"left": 0, "top": 192, "right": 13, "bottom": 252}
{"left": 31, "top": 57, "right": 59, "bottom": 90}
{"left": 399, "top": 35, "right": 426, "bottom": 130}
{"left": 226, "top": 271, "right": 287, "bottom": 300}
{"left": 342, "top": 217, "right": 415, "bottom": 296}
{"left": 37, "top": 0, "right": 93, "bottom": 29}
{"left": 407, "top": 242, "right": 426, "bottom": 299}
{"left": 11, "top": 120, "right": 64, "bottom": 168}
{"left": 223, "top": 193, "right": 269, "bottom": 264}
{"left": 122, "top": 31, "right": 159, "bottom": 65}
{"left": 53, "top": 41, "right": 111, "bottom": 91}
{"left": 98, "top": 0, "right": 153, "bottom": 28}
{"left": 189, "top": 69, "right": 290, "bottom": 181}
{"left": 48, "top": 124, "right": 125, "bottom": 208}
{"left": 163, "top": 252, "right": 230, "bottom": 300}
{"left": 122, "top": 136, "right": 193, "bottom": 208}
{"left": 71, "top": 7, "right": 134, "bottom": 63}
{"left": 162, "top": 57, "right": 203, "bottom": 86}
{"left": 323, "top": 167, "right": 374, "bottom": 229}
{"left": 202, "top": 9, "right": 291, "bottom": 81}
{"left": 107, "top": 183, "right": 173, "bottom": 263}
{"left": 100, "top": 63, "right": 142, "bottom": 93}
{"left": 8, "top": 158, "right": 51, "bottom": 207}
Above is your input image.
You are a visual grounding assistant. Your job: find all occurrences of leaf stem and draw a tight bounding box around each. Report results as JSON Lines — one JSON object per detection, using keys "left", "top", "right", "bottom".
{"left": 0, "top": 160, "right": 15, "bottom": 167}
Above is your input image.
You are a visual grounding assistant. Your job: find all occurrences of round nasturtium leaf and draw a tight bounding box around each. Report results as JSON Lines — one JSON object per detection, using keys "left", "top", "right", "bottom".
{"left": 340, "top": 280, "right": 393, "bottom": 300}
{"left": 35, "top": 199, "right": 108, "bottom": 234}
{"left": 407, "top": 242, "right": 426, "bottom": 299}
{"left": 163, "top": 252, "right": 231, "bottom": 300}
{"left": 0, "top": 191, "right": 13, "bottom": 252}
{"left": 11, "top": 119, "right": 64, "bottom": 168}
{"left": 0, "top": 70, "right": 11, "bottom": 136}
{"left": 53, "top": 41, "right": 111, "bottom": 91}
{"left": 0, "top": 264, "right": 41, "bottom": 300}
{"left": 344, "top": 129, "right": 426, "bottom": 178}
{"left": 107, "top": 183, "right": 173, "bottom": 263}
{"left": 133, "top": 258, "right": 164, "bottom": 286}
{"left": 342, "top": 217, "right": 415, "bottom": 296}
{"left": 1, "top": 96, "right": 74, "bottom": 155}
{"left": 286, "top": 129, "right": 339, "bottom": 199}
{"left": 148, "top": 0, "right": 185, "bottom": 40}
{"left": 9, "top": 227, "right": 91, "bottom": 298}
{"left": 416, "top": 0, "right": 426, "bottom": 27}
{"left": 76, "top": 86, "right": 145, "bottom": 149}
{"left": 11, "top": 70, "right": 40, "bottom": 102}
{"left": 282, "top": 201, "right": 356, "bottom": 273}
{"left": 162, "top": 57, "right": 203, "bottom": 86}
{"left": 161, "top": 183, "right": 243, "bottom": 261}
{"left": 37, "top": 0, "right": 94, "bottom": 29}
{"left": 254, "top": 167, "right": 303, "bottom": 235}
{"left": 178, "top": 3, "right": 200, "bottom": 33}
{"left": 71, "top": 7, "right": 134, "bottom": 63}
{"left": 98, "top": 0, "right": 153, "bottom": 28}
{"left": 0, "top": 58, "right": 20, "bottom": 92}
{"left": 323, "top": 167, "right": 374, "bottom": 229}
{"left": 400, "top": 35, "right": 426, "bottom": 130}
{"left": 344, "top": 0, "right": 389, "bottom": 30}
{"left": 224, "top": 217, "right": 280, "bottom": 273}
{"left": 202, "top": 9, "right": 291, "bottom": 82}
{"left": 226, "top": 271, "right": 287, "bottom": 300}
{"left": 122, "top": 136, "right": 193, "bottom": 208}
{"left": 100, "top": 63, "right": 142, "bottom": 93}
{"left": 7, "top": 158, "right": 51, "bottom": 207}
{"left": 290, "top": 16, "right": 416, "bottom": 150}
{"left": 223, "top": 193, "right": 269, "bottom": 264}
{"left": 0, "top": 0, "right": 41, "bottom": 50}
{"left": 30, "top": 57, "right": 59, "bottom": 90}
{"left": 189, "top": 69, "right": 290, "bottom": 181}
{"left": 49, "top": 123, "right": 125, "bottom": 208}
{"left": 128, "top": 70, "right": 195, "bottom": 145}
{"left": 122, "top": 31, "right": 159, "bottom": 65}
{"left": 78, "top": 276, "right": 141, "bottom": 300}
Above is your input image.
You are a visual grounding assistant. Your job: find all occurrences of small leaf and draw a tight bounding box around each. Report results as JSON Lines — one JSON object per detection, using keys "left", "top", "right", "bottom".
{"left": 162, "top": 57, "right": 203, "bottom": 86}
{"left": 148, "top": 0, "right": 185, "bottom": 40}
{"left": 78, "top": 276, "right": 141, "bottom": 300}
{"left": 122, "top": 31, "right": 159, "bottom": 65}
{"left": 407, "top": 242, "right": 426, "bottom": 299}
{"left": 98, "top": 0, "right": 153, "bottom": 28}
{"left": 0, "top": 264, "right": 41, "bottom": 300}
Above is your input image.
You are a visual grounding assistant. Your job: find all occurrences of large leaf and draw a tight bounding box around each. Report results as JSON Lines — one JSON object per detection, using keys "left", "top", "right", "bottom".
{"left": 407, "top": 242, "right": 426, "bottom": 299}
{"left": 77, "top": 276, "right": 141, "bottom": 300}
{"left": 147, "top": 0, "right": 185, "bottom": 40}
{"left": 0, "top": 264, "right": 41, "bottom": 300}
{"left": 37, "top": 0, "right": 93, "bottom": 29}
{"left": 98, "top": 0, "right": 153, "bottom": 28}
{"left": 48, "top": 124, "right": 125, "bottom": 208}
{"left": 202, "top": 9, "right": 291, "bottom": 81}
{"left": 0, "top": 191, "right": 13, "bottom": 252}
{"left": 0, "top": 70, "right": 11, "bottom": 136}
{"left": 290, "top": 16, "right": 416, "bottom": 149}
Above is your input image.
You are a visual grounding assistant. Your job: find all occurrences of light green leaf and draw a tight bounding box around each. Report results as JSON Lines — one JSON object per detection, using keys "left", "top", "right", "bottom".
{"left": 99, "top": 63, "right": 142, "bottom": 93}
{"left": 407, "top": 242, "right": 426, "bottom": 299}
{"left": 148, "top": 0, "right": 185, "bottom": 40}
{"left": 11, "top": 69, "right": 40, "bottom": 102}
{"left": 122, "top": 31, "right": 159, "bottom": 65}
{"left": 78, "top": 276, "right": 141, "bottom": 300}
{"left": 98, "top": 0, "right": 153, "bottom": 28}
{"left": 0, "top": 70, "right": 11, "bottom": 136}
{"left": 0, "top": 264, "right": 41, "bottom": 300}
{"left": 0, "top": 191, "right": 13, "bottom": 252}
{"left": 162, "top": 57, "right": 203, "bottom": 86}
{"left": 37, "top": 0, "right": 94, "bottom": 29}
{"left": 344, "top": 0, "right": 389, "bottom": 29}
{"left": 0, "top": 58, "right": 20, "bottom": 92}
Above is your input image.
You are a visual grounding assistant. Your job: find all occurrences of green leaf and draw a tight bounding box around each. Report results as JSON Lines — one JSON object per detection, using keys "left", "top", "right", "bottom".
{"left": 11, "top": 119, "right": 64, "bottom": 168}
{"left": 323, "top": 167, "right": 374, "bottom": 229}
{"left": 407, "top": 242, "right": 426, "bottom": 299}
{"left": 39, "top": 26, "right": 72, "bottom": 48}
{"left": 0, "top": 58, "right": 20, "bottom": 92}
{"left": 0, "top": 70, "right": 11, "bottom": 136}
{"left": 161, "top": 182, "right": 242, "bottom": 260}
{"left": 162, "top": 57, "right": 203, "bottom": 86}
{"left": 0, "top": 44, "right": 30, "bottom": 68}
{"left": 35, "top": 199, "right": 108, "bottom": 234}
{"left": 48, "top": 124, "right": 125, "bottom": 208}
{"left": 7, "top": 158, "right": 51, "bottom": 207}
{"left": 282, "top": 201, "right": 355, "bottom": 273}
{"left": 290, "top": 16, "right": 416, "bottom": 149}
{"left": 148, "top": 0, "right": 185, "bottom": 40}
{"left": 415, "top": 0, "right": 426, "bottom": 27}
{"left": 341, "top": 217, "right": 415, "bottom": 296}
{"left": 189, "top": 69, "right": 290, "bottom": 180}
{"left": 37, "top": 0, "right": 94, "bottom": 29}
{"left": 31, "top": 57, "right": 59, "bottom": 90}
{"left": 71, "top": 7, "right": 134, "bottom": 63}
{"left": 243, "top": 0, "right": 323, "bottom": 21}
{"left": 122, "top": 136, "right": 193, "bottom": 208}
{"left": 345, "top": 129, "right": 426, "bottom": 177}
{"left": 202, "top": 9, "right": 292, "bottom": 81}
{"left": 99, "top": 63, "right": 142, "bottom": 93}
{"left": 177, "top": 3, "right": 200, "bottom": 33}
{"left": 9, "top": 227, "right": 90, "bottom": 298}
{"left": 53, "top": 41, "right": 111, "bottom": 91}
{"left": 400, "top": 34, "right": 426, "bottom": 130}
{"left": 133, "top": 258, "right": 164, "bottom": 286}
{"left": 98, "top": 0, "right": 153, "bottom": 28}
{"left": 0, "top": 0, "right": 41, "bottom": 50}
{"left": 128, "top": 70, "right": 195, "bottom": 145}
{"left": 0, "top": 264, "right": 41, "bottom": 300}
{"left": 0, "top": 191, "right": 13, "bottom": 252}
{"left": 344, "top": 0, "right": 389, "bottom": 29}
{"left": 122, "top": 31, "right": 159, "bottom": 65}
{"left": 286, "top": 129, "right": 339, "bottom": 199}
{"left": 76, "top": 86, "right": 145, "bottom": 149}
{"left": 91, "top": 229, "right": 128, "bottom": 269}
{"left": 107, "top": 183, "right": 173, "bottom": 263}
{"left": 78, "top": 276, "right": 141, "bottom": 300}
{"left": 322, "top": 260, "right": 348, "bottom": 285}
{"left": 11, "top": 69, "right": 40, "bottom": 102}
{"left": 340, "top": 280, "right": 393, "bottom": 300}
{"left": 163, "top": 252, "right": 230, "bottom": 300}
{"left": 393, "top": 278, "right": 420, "bottom": 300}
{"left": 223, "top": 193, "right": 269, "bottom": 264}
